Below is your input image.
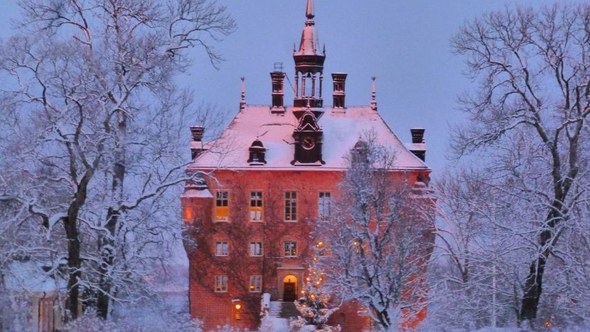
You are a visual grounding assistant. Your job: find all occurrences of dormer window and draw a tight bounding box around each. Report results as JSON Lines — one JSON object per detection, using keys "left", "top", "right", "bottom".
{"left": 248, "top": 139, "right": 267, "bottom": 165}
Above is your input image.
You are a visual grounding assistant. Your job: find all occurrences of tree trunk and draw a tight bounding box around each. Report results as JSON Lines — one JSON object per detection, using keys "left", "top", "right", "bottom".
{"left": 64, "top": 171, "right": 93, "bottom": 321}
{"left": 65, "top": 218, "right": 81, "bottom": 321}
{"left": 519, "top": 213, "right": 558, "bottom": 323}
{"left": 520, "top": 256, "right": 546, "bottom": 322}
{"left": 97, "top": 110, "right": 127, "bottom": 319}
{"left": 96, "top": 208, "right": 117, "bottom": 319}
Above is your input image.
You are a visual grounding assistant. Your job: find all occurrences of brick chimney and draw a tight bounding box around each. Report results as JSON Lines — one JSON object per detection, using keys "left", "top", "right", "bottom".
{"left": 270, "top": 63, "right": 286, "bottom": 114}
{"left": 411, "top": 128, "right": 424, "bottom": 144}
{"left": 190, "top": 126, "right": 205, "bottom": 159}
{"left": 409, "top": 128, "right": 426, "bottom": 162}
{"left": 332, "top": 73, "right": 347, "bottom": 109}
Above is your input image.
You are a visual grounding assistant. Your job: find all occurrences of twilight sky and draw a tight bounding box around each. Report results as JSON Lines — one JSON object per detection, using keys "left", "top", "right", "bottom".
{"left": 0, "top": 0, "right": 584, "bottom": 175}
{"left": 185, "top": 0, "right": 586, "bottom": 175}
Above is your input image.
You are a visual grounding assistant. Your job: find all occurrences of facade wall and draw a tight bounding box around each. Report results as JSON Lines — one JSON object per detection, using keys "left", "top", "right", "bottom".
{"left": 183, "top": 168, "right": 427, "bottom": 330}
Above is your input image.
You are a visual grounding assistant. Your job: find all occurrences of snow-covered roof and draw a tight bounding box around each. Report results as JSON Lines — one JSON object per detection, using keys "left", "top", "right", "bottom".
{"left": 188, "top": 105, "right": 430, "bottom": 172}
{"left": 3, "top": 260, "right": 66, "bottom": 293}
{"left": 181, "top": 187, "right": 213, "bottom": 198}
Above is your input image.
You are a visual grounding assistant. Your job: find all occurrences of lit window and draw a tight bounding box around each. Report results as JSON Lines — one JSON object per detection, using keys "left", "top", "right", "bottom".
{"left": 250, "top": 191, "right": 263, "bottom": 221}
{"left": 215, "top": 191, "right": 229, "bottom": 221}
{"left": 249, "top": 275, "right": 262, "bottom": 292}
{"left": 285, "top": 191, "right": 297, "bottom": 221}
{"left": 318, "top": 192, "right": 331, "bottom": 219}
{"left": 215, "top": 275, "right": 228, "bottom": 292}
{"left": 284, "top": 241, "right": 297, "bottom": 257}
{"left": 250, "top": 242, "right": 263, "bottom": 256}
{"left": 184, "top": 206, "right": 194, "bottom": 220}
{"left": 216, "top": 241, "right": 228, "bottom": 256}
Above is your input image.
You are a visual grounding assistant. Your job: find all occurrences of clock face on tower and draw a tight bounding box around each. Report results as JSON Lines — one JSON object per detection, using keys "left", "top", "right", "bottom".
{"left": 302, "top": 136, "right": 316, "bottom": 150}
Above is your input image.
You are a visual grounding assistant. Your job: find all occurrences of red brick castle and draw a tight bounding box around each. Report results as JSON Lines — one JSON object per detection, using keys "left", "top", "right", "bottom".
{"left": 182, "top": 1, "right": 434, "bottom": 330}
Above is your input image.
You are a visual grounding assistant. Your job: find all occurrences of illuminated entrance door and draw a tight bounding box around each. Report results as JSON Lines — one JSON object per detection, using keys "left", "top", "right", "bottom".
{"left": 283, "top": 275, "right": 297, "bottom": 302}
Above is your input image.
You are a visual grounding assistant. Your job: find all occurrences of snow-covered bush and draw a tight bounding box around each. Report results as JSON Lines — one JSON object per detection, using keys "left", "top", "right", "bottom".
{"left": 62, "top": 308, "right": 202, "bottom": 332}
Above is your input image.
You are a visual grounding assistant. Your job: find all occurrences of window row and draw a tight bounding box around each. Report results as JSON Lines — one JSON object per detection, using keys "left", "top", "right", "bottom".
{"left": 215, "top": 275, "right": 262, "bottom": 293}
{"left": 214, "top": 241, "right": 298, "bottom": 257}
{"left": 215, "top": 191, "right": 332, "bottom": 222}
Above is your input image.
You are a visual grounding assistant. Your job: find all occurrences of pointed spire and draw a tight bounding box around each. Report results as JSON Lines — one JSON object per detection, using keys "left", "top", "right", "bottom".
{"left": 296, "top": 0, "right": 320, "bottom": 55}
{"left": 306, "top": 0, "right": 315, "bottom": 21}
{"left": 240, "top": 77, "right": 246, "bottom": 109}
{"left": 370, "top": 77, "right": 378, "bottom": 111}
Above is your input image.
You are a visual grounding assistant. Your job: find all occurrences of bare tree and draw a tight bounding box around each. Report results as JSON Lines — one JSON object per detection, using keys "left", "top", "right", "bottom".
{"left": 313, "top": 137, "right": 435, "bottom": 331}
{"left": 429, "top": 166, "right": 529, "bottom": 330}
{"left": 0, "top": 0, "right": 235, "bottom": 321}
{"left": 452, "top": 3, "right": 590, "bottom": 325}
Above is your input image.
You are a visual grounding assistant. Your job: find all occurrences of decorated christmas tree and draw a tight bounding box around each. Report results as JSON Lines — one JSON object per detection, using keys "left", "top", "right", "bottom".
{"left": 290, "top": 269, "right": 341, "bottom": 332}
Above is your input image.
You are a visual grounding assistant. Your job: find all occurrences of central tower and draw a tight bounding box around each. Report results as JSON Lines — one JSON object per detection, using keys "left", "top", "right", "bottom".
{"left": 293, "top": 0, "right": 326, "bottom": 119}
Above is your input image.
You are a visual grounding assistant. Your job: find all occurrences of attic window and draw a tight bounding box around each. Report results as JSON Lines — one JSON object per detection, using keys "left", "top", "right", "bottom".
{"left": 248, "top": 139, "right": 267, "bottom": 165}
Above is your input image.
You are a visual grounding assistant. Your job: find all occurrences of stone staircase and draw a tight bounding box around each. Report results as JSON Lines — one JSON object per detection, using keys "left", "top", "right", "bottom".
{"left": 279, "top": 301, "right": 299, "bottom": 319}
{"left": 268, "top": 301, "right": 282, "bottom": 317}
{"left": 259, "top": 301, "right": 290, "bottom": 331}
{"left": 263, "top": 300, "right": 300, "bottom": 329}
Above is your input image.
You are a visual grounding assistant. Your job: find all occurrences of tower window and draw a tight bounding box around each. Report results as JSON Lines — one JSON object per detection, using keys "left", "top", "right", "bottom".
{"left": 304, "top": 73, "right": 313, "bottom": 97}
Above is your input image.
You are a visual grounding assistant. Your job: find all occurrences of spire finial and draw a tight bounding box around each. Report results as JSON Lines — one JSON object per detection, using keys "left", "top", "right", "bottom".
{"left": 305, "top": 0, "right": 315, "bottom": 27}
{"left": 240, "top": 77, "right": 246, "bottom": 109}
{"left": 306, "top": 0, "right": 314, "bottom": 19}
{"left": 370, "top": 77, "right": 378, "bottom": 111}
